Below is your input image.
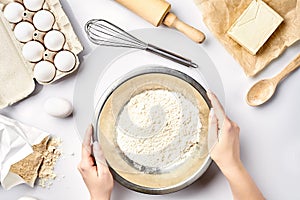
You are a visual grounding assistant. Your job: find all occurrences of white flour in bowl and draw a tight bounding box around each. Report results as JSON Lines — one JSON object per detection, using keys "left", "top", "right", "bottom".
{"left": 116, "top": 89, "right": 201, "bottom": 170}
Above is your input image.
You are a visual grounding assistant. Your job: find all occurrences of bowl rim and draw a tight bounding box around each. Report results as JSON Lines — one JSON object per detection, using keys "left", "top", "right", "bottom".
{"left": 93, "top": 65, "right": 212, "bottom": 194}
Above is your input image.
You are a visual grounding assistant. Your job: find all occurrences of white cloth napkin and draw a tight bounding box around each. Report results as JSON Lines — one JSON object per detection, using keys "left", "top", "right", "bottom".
{"left": 0, "top": 114, "right": 49, "bottom": 189}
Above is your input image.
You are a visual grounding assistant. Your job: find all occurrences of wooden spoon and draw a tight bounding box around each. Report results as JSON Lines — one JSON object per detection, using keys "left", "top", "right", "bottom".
{"left": 247, "top": 54, "right": 300, "bottom": 106}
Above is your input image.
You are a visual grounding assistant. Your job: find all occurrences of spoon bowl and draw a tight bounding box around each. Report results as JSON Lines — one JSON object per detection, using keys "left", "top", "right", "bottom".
{"left": 246, "top": 54, "right": 300, "bottom": 106}
{"left": 246, "top": 79, "right": 276, "bottom": 106}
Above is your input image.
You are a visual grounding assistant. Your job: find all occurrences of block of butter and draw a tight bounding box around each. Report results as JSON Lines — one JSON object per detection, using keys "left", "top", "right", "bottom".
{"left": 227, "top": 0, "right": 283, "bottom": 55}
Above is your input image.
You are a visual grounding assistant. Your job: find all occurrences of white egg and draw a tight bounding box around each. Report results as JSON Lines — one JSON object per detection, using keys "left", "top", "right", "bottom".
{"left": 44, "top": 97, "right": 73, "bottom": 118}
{"left": 34, "top": 61, "right": 56, "bottom": 82}
{"left": 22, "top": 41, "right": 45, "bottom": 62}
{"left": 44, "top": 30, "right": 65, "bottom": 51}
{"left": 3, "top": 2, "right": 25, "bottom": 23}
{"left": 54, "top": 50, "right": 76, "bottom": 72}
{"left": 33, "top": 10, "right": 55, "bottom": 32}
{"left": 23, "top": 0, "right": 45, "bottom": 11}
{"left": 18, "top": 196, "right": 38, "bottom": 200}
{"left": 14, "top": 21, "right": 35, "bottom": 42}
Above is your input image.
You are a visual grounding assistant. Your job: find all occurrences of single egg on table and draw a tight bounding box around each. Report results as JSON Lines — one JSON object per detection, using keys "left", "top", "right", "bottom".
{"left": 3, "top": 2, "right": 25, "bottom": 23}
{"left": 54, "top": 50, "right": 76, "bottom": 72}
{"left": 14, "top": 21, "right": 35, "bottom": 42}
{"left": 33, "top": 10, "right": 55, "bottom": 32}
{"left": 22, "top": 41, "right": 45, "bottom": 62}
{"left": 44, "top": 30, "right": 65, "bottom": 51}
{"left": 44, "top": 97, "right": 73, "bottom": 118}
{"left": 23, "top": 0, "right": 45, "bottom": 11}
{"left": 34, "top": 60, "right": 56, "bottom": 83}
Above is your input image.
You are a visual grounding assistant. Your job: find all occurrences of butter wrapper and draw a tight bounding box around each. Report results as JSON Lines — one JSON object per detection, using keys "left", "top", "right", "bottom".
{"left": 0, "top": 114, "right": 49, "bottom": 190}
{"left": 195, "top": 0, "right": 300, "bottom": 76}
{"left": 227, "top": 0, "right": 283, "bottom": 55}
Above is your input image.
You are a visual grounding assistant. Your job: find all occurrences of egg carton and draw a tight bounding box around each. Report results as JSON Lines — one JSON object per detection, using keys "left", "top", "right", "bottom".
{"left": 0, "top": 0, "right": 83, "bottom": 109}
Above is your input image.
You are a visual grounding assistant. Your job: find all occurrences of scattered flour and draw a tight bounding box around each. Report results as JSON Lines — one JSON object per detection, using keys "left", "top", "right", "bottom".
{"left": 9, "top": 136, "right": 62, "bottom": 188}
{"left": 116, "top": 89, "right": 201, "bottom": 171}
{"left": 38, "top": 137, "right": 62, "bottom": 188}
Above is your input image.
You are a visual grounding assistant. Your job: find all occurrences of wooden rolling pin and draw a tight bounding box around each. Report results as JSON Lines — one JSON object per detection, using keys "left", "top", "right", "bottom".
{"left": 115, "top": 0, "right": 206, "bottom": 43}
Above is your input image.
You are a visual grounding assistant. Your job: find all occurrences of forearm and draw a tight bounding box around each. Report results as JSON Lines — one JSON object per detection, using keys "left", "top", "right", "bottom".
{"left": 222, "top": 162, "right": 265, "bottom": 200}
{"left": 90, "top": 189, "right": 112, "bottom": 200}
{"left": 91, "top": 196, "right": 110, "bottom": 200}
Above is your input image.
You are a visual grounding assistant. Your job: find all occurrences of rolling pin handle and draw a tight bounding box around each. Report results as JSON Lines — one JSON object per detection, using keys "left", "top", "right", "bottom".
{"left": 163, "top": 12, "right": 206, "bottom": 43}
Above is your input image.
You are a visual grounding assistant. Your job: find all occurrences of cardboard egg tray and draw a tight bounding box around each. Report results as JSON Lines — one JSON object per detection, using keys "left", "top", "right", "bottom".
{"left": 0, "top": 0, "right": 83, "bottom": 109}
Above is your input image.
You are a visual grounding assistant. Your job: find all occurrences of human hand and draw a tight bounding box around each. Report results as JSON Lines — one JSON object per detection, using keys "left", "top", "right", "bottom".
{"left": 78, "top": 125, "right": 114, "bottom": 200}
{"left": 207, "top": 91, "right": 265, "bottom": 200}
{"left": 207, "top": 91, "right": 241, "bottom": 177}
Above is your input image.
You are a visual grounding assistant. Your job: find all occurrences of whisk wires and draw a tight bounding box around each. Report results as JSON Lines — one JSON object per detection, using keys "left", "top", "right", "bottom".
{"left": 85, "top": 19, "right": 148, "bottom": 50}
{"left": 85, "top": 19, "right": 199, "bottom": 68}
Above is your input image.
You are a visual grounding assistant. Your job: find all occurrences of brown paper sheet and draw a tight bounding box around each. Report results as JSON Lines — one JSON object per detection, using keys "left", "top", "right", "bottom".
{"left": 10, "top": 136, "right": 50, "bottom": 187}
{"left": 194, "top": 0, "right": 300, "bottom": 76}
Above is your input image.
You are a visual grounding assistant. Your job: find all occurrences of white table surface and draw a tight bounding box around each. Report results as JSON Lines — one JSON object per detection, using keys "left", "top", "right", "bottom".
{"left": 1, "top": 0, "right": 300, "bottom": 199}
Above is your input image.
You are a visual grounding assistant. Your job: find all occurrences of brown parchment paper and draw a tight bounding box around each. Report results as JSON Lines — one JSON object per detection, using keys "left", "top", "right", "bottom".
{"left": 194, "top": 0, "right": 300, "bottom": 77}
{"left": 10, "top": 136, "right": 50, "bottom": 187}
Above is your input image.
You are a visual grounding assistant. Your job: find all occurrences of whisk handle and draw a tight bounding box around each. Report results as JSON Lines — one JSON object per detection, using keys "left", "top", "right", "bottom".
{"left": 146, "top": 44, "right": 198, "bottom": 68}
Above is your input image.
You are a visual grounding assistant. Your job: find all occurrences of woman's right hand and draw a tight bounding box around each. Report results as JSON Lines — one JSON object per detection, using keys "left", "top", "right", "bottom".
{"left": 207, "top": 91, "right": 242, "bottom": 176}
{"left": 207, "top": 91, "right": 265, "bottom": 200}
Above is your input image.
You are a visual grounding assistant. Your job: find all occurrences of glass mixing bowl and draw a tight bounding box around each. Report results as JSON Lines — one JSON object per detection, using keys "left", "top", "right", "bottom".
{"left": 93, "top": 66, "right": 212, "bottom": 194}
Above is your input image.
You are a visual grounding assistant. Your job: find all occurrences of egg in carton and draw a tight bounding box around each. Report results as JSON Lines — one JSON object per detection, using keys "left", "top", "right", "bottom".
{"left": 0, "top": 0, "right": 83, "bottom": 109}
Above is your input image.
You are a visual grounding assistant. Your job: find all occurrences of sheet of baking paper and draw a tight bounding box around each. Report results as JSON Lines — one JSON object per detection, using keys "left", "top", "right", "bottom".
{"left": 194, "top": 0, "right": 300, "bottom": 77}
{"left": 0, "top": 114, "right": 49, "bottom": 190}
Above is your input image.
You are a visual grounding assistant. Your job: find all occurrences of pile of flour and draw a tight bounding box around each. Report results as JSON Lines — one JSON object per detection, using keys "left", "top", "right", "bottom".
{"left": 116, "top": 89, "right": 202, "bottom": 170}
